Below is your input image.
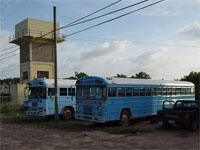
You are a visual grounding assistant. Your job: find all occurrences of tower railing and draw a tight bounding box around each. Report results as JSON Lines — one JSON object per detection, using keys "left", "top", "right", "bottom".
{"left": 9, "top": 29, "right": 65, "bottom": 42}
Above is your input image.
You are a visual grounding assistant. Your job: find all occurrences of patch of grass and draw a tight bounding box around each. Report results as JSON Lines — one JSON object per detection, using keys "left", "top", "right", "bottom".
{"left": 0, "top": 104, "right": 154, "bottom": 135}
{"left": 0, "top": 103, "right": 26, "bottom": 119}
{"left": 0, "top": 103, "right": 21, "bottom": 114}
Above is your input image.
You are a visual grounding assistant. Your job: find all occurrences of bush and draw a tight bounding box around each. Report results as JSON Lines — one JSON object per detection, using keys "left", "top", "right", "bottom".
{"left": 0, "top": 104, "right": 21, "bottom": 114}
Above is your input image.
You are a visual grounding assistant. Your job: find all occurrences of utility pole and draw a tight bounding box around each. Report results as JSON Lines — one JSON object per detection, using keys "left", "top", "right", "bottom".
{"left": 53, "top": 6, "right": 58, "bottom": 121}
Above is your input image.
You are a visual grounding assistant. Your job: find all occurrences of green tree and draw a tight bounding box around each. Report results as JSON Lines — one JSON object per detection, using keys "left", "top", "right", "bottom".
{"left": 131, "top": 72, "right": 151, "bottom": 79}
{"left": 68, "top": 71, "right": 88, "bottom": 80}
{"left": 115, "top": 74, "right": 127, "bottom": 78}
{"left": 180, "top": 71, "right": 200, "bottom": 100}
{"left": 0, "top": 78, "right": 20, "bottom": 84}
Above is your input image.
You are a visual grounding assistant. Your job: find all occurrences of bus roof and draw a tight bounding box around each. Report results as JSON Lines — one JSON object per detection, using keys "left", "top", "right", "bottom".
{"left": 106, "top": 77, "right": 194, "bottom": 86}
{"left": 28, "top": 78, "right": 76, "bottom": 87}
{"left": 77, "top": 76, "right": 194, "bottom": 87}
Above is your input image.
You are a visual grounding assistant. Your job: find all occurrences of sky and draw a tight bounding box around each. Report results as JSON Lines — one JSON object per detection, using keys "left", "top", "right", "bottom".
{"left": 0, "top": 0, "right": 200, "bottom": 80}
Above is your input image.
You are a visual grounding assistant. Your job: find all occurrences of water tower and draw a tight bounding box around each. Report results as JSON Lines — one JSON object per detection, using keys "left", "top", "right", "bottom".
{"left": 9, "top": 18, "right": 64, "bottom": 83}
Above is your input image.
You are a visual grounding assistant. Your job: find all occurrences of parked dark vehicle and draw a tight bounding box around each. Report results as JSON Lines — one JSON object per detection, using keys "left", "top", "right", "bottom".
{"left": 157, "top": 100, "right": 199, "bottom": 131}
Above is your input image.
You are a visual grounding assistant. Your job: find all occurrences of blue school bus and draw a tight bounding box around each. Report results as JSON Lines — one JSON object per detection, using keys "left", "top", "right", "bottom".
{"left": 27, "top": 78, "right": 76, "bottom": 119}
{"left": 75, "top": 76, "right": 195, "bottom": 125}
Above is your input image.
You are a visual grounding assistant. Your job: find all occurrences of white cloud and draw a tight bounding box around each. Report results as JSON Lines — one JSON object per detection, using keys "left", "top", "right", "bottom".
{"left": 58, "top": 41, "right": 130, "bottom": 77}
{"left": 0, "top": 30, "right": 19, "bottom": 79}
{"left": 178, "top": 21, "right": 200, "bottom": 41}
{"left": 128, "top": 46, "right": 200, "bottom": 80}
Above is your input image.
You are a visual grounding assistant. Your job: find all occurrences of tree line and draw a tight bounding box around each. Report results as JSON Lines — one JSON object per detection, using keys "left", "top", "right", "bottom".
{"left": 1, "top": 71, "right": 199, "bottom": 100}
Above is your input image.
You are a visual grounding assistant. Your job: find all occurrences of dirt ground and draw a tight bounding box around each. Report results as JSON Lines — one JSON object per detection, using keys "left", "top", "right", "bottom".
{"left": 0, "top": 120, "right": 199, "bottom": 150}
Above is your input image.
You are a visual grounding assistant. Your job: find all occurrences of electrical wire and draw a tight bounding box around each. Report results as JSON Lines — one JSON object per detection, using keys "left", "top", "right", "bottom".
{"left": 66, "top": 0, "right": 122, "bottom": 26}
{"left": 0, "top": 46, "right": 18, "bottom": 52}
{"left": 0, "top": 1, "right": 164, "bottom": 64}
{"left": 31, "top": 0, "right": 123, "bottom": 42}
{"left": 1, "top": 0, "right": 30, "bottom": 21}
{"left": 1, "top": 0, "right": 15, "bottom": 11}
{"left": 0, "top": 61, "right": 19, "bottom": 66}
{"left": 0, "top": 48, "right": 19, "bottom": 57}
{"left": 0, "top": 42, "right": 53, "bottom": 61}
{"left": 68, "top": 37, "right": 200, "bottom": 48}
{"left": 59, "top": 0, "right": 149, "bottom": 29}
{"left": 64, "top": 0, "right": 165, "bottom": 38}
{"left": 0, "top": 0, "right": 123, "bottom": 57}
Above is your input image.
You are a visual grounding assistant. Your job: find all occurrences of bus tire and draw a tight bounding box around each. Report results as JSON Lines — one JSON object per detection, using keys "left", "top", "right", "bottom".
{"left": 63, "top": 107, "right": 74, "bottom": 120}
{"left": 120, "top": 110, "right": 130, "bottom": 126}
{"left": 162, "top": 121, "right": 169, "bottom": 128}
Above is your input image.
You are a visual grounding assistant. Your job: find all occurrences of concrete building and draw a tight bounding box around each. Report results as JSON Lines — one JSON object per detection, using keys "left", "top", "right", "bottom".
{"left": 1, "top": 18, "right": 64, "bottom": 103}
{"left": 9, "top": 18, "right": 64, "bottom": 83}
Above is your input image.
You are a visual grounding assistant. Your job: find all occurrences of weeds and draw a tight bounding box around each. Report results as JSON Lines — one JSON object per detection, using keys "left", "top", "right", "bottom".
{"left": 0, "top": 103, "right": 154, "bottom": 135}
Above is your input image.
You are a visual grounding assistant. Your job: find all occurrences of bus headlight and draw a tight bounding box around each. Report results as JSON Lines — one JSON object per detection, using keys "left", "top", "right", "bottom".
{"left": 76, "top": 106, "right": 79, "bottom": 114}
{"left": 76, "top": 106, "right": 79, "bottom": 111}
{"left": 98, "top": 106, "right": 102, "bottom": 112}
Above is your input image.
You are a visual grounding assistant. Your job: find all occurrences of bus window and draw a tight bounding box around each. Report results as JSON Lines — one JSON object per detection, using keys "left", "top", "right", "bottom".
{"left": 77, "top": 86, "right": 105, "bottom": 100}
{"left": 186, "top": 88, "right": 190, "bottom": 95}
{"left": 133, "top": 88, "right": 139, "bottom": 96}
{"left": 118, "top": 87, "right": 125, "bottom": 97}
{"left": 29, "top": 87, "right": 46, "bottom": 99}
{"left": 152, "top": 88, "right": 157, "bottom": 96}
{"left": 126, "top": 88, "right": 132, "bottom": 96}
{"left": 172, "top": 88, "right": 176, "bottom": 95}
{"left": 108, "top": 87, "right": 117, "bottom": 97}
{"left": 68, "top": 88, "right": 75, "bottom": 96}
{"left": 146, "top": 88, "right": 151, "bottom": 96}
{"left": 48, "top": 88, "right": 55, "bottom": 96}
{"left": 162, "top": 88, "right": 167, "bottom": 96}
{"left": 176, "top": 88, "right": 181, "bottom": 95}
{"left": 157, "top": 88, "right": 161, "bottom": 96}
{"left": 167, "top": 88, "right": 172, "bottom": 95}
{"left": 181, "top": 88, "right": 186, "bottom": 95}
{"left": 140, "top": 88, "right": 145, "bottom": 96}
{"left": 60, "top": 88, "right": 67, "bottom": 96}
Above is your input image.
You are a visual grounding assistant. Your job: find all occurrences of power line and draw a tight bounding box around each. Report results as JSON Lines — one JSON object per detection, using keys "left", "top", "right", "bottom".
{"left": 65, "top": 0, "right": 123, "bottom": 26}
{"left": 59, "top": 0, "right": 149, "bottom": 30}
{"left": 0, "top": 61, "right": 19, "bottom": 66}
{"left": 33, "top": 0, "right": 123, "bottom": 41}
{"left": 0, "top": 53, "right": 19, "bottom": 61}
{"left": 0, "top": 46, "right": 18, "bottom": 52}
{"left": 0, "top": 1, "right": 164, "bottom": 63}
{"left": 0, "top": 0, "right": 123, "bottom": 59}
{"left": 64, "top": 0, "right": 165, "bottom": 38}
{"left": 0, "top": 48, "right": 19, "bottom": 57}
{"left": 0, "top": 42, "right": 53, "bottom": 61}
{"left": 68, "top": 36, "right": 200, "bottom": 48}
{"left": 1, "top": 0, "right": 15, "bottom": 12}
{"left": 1, "top": 0, "right": 29, "bottom": 21}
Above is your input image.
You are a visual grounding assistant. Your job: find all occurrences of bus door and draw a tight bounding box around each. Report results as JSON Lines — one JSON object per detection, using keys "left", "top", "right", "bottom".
{"left": 69, "top": 86, "right": 76, "bottom": 103}
{"left": 48, "top": 88, "right": 55, "bottom": 114}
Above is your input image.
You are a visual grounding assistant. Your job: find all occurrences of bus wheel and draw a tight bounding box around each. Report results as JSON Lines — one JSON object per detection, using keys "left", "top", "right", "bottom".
{"left": 120, "top": 110, "right": 130, "bottom": 126}
{"left": 162, "top": 121, "right": 169, "bottom": 128}
{"left": 63, "top": 107, "right": 74, "bottom": 120}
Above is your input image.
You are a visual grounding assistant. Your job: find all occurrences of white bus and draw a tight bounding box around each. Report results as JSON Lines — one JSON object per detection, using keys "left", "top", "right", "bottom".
{"left": 27, "top": 78, "right": 76, "bottom": 120}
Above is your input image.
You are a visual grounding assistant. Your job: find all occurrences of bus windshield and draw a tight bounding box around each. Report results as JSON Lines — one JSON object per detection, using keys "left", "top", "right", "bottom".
{"left": 28, "top": 87, "right": 46, "bottom": 99}
{"left": 77, "top": 86, "right": 106, "bottom": 100}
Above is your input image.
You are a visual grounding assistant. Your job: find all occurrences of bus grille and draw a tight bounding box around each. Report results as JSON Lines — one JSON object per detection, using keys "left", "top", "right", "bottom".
{"left": 83, "top": 106, "right": 93, "bottom": 116}
{"left": 32, "top": 102, "right": 37, "bottom": 107}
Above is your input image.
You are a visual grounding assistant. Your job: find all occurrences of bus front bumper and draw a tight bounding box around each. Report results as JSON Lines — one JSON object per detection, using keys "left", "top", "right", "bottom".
{"left": 27, "top": 111, "right": 46, "bottom": 116}
{"left": 75, "top": 115, "right": 106, "bottom": 123}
